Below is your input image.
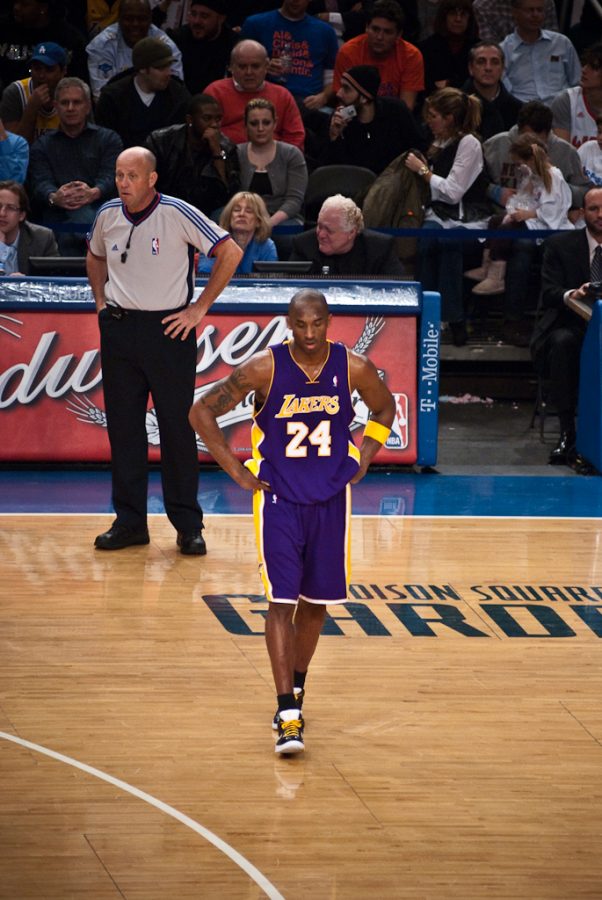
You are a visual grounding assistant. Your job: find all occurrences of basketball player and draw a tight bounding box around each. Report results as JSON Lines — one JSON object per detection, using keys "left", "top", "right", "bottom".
{"left": 189, "top": 289, "right": 395, "bottom": 754}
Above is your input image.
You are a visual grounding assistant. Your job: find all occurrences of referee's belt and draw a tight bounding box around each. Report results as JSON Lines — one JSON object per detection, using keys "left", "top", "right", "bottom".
{"left": 106, "top": 301, "right": 128, "bottom": 319}
{"left": 104, "top": 301, "right": 188, "bottom": 319}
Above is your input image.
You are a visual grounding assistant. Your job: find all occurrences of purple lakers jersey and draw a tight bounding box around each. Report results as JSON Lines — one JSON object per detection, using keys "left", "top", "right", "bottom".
{"left": 250, "top": 340, "right": 360, "bottom": 504}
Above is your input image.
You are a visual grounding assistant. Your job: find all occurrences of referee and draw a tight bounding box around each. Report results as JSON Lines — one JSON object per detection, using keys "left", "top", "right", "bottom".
{"left": 87, "top": 146, "right": 242, "bottom": 554}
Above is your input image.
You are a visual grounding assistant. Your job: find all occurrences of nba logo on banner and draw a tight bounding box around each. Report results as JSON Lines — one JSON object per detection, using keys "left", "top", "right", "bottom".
{"left": 386, "top": 393, "right": 408, "bottom": 449}
{"left": 151, "top": 237, "right": 160, "bottom": 255}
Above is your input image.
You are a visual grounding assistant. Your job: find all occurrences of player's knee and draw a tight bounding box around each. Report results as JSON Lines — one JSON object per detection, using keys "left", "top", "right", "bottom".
{"left": 267, "top": 602, "right": 296, "bottom": 625}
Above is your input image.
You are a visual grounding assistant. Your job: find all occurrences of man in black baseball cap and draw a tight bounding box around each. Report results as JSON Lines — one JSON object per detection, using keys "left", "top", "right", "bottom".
{"left": 190, "top": 0, "right": 226, "bottom": 14}
{"left": 131, "top": 35, "right": 176, "bottom": 69}
{"left": 166, "top": 0, "right": 238, "bottom": 94}
{"left": 85, "top": 0, "right": 183, "bottom": 100}
{"left": 95, "top": 37, "right": 190, "bottom": 148}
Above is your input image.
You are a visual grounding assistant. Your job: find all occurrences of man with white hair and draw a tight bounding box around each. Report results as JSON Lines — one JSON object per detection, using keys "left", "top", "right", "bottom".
{"left": 290, "top": 194, "right": 405, "bottom": 275}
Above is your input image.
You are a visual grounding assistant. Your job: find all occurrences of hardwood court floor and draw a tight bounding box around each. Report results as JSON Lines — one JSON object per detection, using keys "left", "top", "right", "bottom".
{"left": 2, "top": 513, "right": 602, "bottom": 899}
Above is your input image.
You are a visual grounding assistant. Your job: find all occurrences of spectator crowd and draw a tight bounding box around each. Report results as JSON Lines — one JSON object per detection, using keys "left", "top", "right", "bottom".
{"left": 0, "top": 0, "right": 601, "bottom": 451}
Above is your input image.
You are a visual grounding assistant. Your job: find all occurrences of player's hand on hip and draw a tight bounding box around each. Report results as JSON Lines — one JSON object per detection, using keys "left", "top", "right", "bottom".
{"left": 350, "top": 462, "right": 369, "bottom": 484}
{"left": 162, "top": 306, "right": 199, "bottom": 340}
{"left": 237, "top": 469, "right": 270, "bottom": 492}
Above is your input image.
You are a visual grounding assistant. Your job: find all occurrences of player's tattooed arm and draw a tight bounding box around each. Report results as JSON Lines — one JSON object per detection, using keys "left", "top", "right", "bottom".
{"left": 200, "top": 373, "right": 245, "bottom": 417}
{"left": 200, "top": 352, "right": 271, "bottom": 416}
{"left": 188, "top": 352, "right": 272, "bottom": 491}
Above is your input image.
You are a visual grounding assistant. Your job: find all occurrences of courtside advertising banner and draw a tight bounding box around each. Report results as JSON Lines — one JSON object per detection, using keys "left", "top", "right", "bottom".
{"left": 0, "top": 279, "right": 435, "bottom": 465}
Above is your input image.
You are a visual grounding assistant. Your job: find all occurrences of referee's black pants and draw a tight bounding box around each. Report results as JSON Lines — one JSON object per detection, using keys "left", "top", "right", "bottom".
{"left": 99, "top": 306, "right": 203, "bottom": 533}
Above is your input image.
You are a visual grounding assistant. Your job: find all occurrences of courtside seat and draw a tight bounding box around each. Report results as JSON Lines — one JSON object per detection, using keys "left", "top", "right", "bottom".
{"left": 303, "top": 165, "right": 376, "bottom": 228}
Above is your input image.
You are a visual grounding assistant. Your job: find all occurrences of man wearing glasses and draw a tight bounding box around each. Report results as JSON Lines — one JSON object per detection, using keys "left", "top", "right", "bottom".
{"left": 0, "top": 180, "right": 58, "bottom": 276}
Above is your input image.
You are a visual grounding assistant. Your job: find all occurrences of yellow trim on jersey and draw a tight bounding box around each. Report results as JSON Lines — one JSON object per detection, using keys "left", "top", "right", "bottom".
{"left": 253, "top": 346, "right": 275, "bottom": 416}
{"left": 344, "top": 483, "right": 352, "bottom": 588}
{"left": 345, "top": 347, "right": 361, "bottom": 466}
{"left": 249, "top": 420, "right": 266, "bottom": 467}
{"left": 252, "top": 488, "right": 274, "bottom": 602}
{"left": 287, "top": 339, "right": 332, "bottom": 384}
{"left": 345, "top": 345, "right": 353, "bottom": 397}
{"left": 244, "top": 456, "right": 260, "bottom": 477}
{"left": 246, "top": 346, "right": 275, "bottom": 475}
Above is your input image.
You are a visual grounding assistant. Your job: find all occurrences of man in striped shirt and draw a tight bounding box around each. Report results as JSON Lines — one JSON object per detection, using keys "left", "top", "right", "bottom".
{"left": 87, "top": 145, "right": 242, "bottom": 554}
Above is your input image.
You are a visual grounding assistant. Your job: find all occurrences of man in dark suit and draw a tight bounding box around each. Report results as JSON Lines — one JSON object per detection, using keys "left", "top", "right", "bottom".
{"left": 290, "top": 194, "right": 405, "bottom": 276}
{"left": 0, "top": 179, "right": 58, "bottom": 275}
{"left": 531, "top": 186, "right": 602, "bottom": 465}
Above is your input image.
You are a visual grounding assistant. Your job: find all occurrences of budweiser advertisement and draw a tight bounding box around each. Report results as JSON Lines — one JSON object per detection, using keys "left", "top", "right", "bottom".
{"left": 0, "top": 279, "right": 439, "bottom": 465}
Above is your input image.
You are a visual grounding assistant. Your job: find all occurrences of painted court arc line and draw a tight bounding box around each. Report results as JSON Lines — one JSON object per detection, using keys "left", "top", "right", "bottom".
{"left": 0, "top": 731, "right": 285, "bottom": 900}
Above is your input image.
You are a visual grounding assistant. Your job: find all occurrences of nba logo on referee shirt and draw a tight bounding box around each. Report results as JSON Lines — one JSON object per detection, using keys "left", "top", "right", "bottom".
{"left": 151, "top": 237, "right": 160, "bottom": 255}
{"left": 387, "top": 393, "right": 408, "bottom": 449}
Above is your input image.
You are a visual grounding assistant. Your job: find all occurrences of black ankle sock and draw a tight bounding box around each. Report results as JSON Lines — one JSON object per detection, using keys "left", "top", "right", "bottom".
{"left": 278, "top": 692, "right": 297, "bottom": 711}
{"left": 293, "top": 670, "right": 306, "bottom": 691}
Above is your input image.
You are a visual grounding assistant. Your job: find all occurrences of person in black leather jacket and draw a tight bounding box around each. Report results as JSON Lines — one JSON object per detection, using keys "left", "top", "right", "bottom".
{"left": 146, "top": 93, "right": 240, "bottom": 217}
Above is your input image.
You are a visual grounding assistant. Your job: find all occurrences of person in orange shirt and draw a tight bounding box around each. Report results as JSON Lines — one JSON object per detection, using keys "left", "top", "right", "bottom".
{"left": 332, "top": 0, "right": 424, "bottom": 111}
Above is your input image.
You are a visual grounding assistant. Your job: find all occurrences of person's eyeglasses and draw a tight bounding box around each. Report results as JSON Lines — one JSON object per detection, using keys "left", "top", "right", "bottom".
{"left": 0, "top": 203, "right": 21, "bottom": 213}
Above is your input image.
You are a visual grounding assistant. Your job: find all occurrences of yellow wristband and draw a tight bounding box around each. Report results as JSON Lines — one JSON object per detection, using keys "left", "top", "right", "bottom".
{"left": 364, "top": 420, "right": 391, "bottom": 445}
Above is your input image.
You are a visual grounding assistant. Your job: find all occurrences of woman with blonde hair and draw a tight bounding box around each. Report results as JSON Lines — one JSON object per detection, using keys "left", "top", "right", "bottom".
{"left": 197, "top": 191, "right": 277, "bottom": 275}
{"left": 405, "top": 87, "right": 490, "bottom": 345}
{"left": 470, "top": 134, "right": 573, "bottom": 294}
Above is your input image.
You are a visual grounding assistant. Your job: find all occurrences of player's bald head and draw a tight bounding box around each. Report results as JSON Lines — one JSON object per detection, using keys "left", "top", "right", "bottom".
{"left": 288, "top": 289, "right": 329, "bottom": 317}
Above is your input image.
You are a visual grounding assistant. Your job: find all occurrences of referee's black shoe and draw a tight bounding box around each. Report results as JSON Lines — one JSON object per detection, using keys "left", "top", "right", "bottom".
{"left": 95, "top": 524, "right": 150, "bottom": 550}
{"left": 177, "top": 530, "right": 207, "bottom": 556}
